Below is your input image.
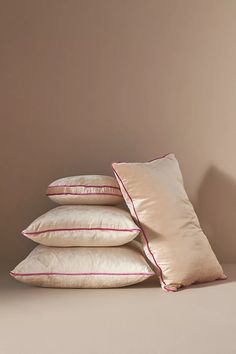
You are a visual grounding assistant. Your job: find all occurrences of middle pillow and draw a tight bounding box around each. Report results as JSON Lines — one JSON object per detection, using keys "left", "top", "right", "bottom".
{"left": 22, "top": 205, "right": 140, "bottom": 247}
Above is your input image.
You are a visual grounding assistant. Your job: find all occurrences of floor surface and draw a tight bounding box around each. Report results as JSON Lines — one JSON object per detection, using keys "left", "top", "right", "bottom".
{"left": 1, "top": 264, "right": 236, "bottom": 354}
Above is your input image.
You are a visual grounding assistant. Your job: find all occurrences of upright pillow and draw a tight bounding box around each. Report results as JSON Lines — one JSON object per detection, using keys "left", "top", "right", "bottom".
{"left": 47, "top": 175, "right": 123, "bottom": 205}
{"left": 10, "top": 242, "right": 154, "bottom": 288}
{"left": 22, "top": 205, "right": 140, "bottom": 247}
{"left": 112, "top": 154, "right": 225, "bottom": 292}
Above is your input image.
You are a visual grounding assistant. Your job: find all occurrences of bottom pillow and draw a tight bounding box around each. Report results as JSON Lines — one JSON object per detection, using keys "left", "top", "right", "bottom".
{"left": 10, "top": 241, "right": 155, "bottom": 288}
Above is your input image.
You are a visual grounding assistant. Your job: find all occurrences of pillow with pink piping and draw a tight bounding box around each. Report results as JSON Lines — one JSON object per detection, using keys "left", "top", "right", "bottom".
{"left": 10, "top": 241, "right": 155, "bottom": 288}
{"left": 47, "top": 175, "right": 123, "bottom": 205}
{"left": 112, "top": 154, "right": 226, "bottom": 292}
{"left": 22, "top": 205, "right": 140, "bottom": 247}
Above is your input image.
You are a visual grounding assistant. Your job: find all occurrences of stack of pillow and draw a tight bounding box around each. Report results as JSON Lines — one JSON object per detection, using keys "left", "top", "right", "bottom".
{"left": 10, "top": 175, "right": 154, "bottom": 288}
{"left": 11, "top": 154, "right": 226, "bottom": 292}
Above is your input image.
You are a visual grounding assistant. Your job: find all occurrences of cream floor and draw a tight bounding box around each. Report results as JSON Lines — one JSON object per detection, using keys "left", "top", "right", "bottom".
{"left": 1, "top": 264, "right": 236, "bottom": 354}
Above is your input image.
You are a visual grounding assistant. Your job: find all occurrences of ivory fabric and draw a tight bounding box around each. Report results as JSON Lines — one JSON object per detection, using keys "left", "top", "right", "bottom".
{"left": 22, "top": 205, "right": 140, "bottom": 247}
{"left": 10, "top": 242, "right": 154, "bottom": 288}
{"left": 112, "top": 154, "right": 226, "bottom": 291}
{"left": 47, "top": 175, "right": 123, "bottom": 205}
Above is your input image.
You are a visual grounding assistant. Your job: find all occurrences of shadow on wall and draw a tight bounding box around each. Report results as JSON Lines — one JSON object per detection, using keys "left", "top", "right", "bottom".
{"left": 196, "top": 166, "right": 236, "bottom": 263}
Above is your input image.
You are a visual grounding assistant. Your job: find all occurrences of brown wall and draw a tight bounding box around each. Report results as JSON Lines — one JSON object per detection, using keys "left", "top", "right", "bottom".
{"left": 1, "top": 0, "right": 236, "bottom": 266}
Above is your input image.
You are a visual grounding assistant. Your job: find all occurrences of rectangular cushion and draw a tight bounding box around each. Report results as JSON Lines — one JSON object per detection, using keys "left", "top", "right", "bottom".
{"left": 112, "top": 154, "right": 225, "bottom": 291}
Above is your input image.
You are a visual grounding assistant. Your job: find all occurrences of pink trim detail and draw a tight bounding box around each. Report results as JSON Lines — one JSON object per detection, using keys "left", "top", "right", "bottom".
{"left": 111, "top": 153, "right": 173, "bottom": 165}
{"left": 22, "top": 227, "right": 140, "bottom": 237}
{"left": 112, "top": 165, "right": 169, "bottom": 290}
{"left": 47, "top": 192, "right": 122, "bottom": 197}
{"left": 163, "top": 285, "right": 177, "bottom": 292}
{"left": 48, "top": 184, "right": 120, "bottom": 190}
{"left": 10, "top": 271, "right": 154, "bottom": 277}
{"left": 148, "top": 152, "right": 173, "bottom": 162}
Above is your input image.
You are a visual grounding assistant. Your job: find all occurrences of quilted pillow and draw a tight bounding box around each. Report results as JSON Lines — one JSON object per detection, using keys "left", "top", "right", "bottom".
{"left": 10, "top": 242, "right": 154, "bottom": 288}
{"left": 112, "top": 154, "right": 226, "bottom": 291}
{"left": 47, "top": 175, "right": 123, "bottom": 205}
{"left": 22, "top": 205, "right": 140, "bottom": 247}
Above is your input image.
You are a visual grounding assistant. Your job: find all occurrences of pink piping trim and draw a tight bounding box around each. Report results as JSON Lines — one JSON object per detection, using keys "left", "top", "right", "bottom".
{"left": 112, "top": 165, "right": 176, "bottom": 292}
{"left": 110, "top": 153, "right": 173, "bottom": 165}
{"left": 48, "top": 184, "right": 120, "bottom": 190}
{"left": 148, "top": 152, "right": 173, "bottom": 162}
{"left": 10, "top": 271, "right": 154, "bottom": 277}
{"left": 22, "top": 227, "right": 140, "bottom": 237}
{"left": 47, "top": 192, "right": 122, "bottom": 197}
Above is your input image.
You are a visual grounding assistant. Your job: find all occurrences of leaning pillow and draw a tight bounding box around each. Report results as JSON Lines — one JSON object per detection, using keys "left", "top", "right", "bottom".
{"left": 47, "top": 175, "right": 123, "bottom": 205}
{"left": 112, "top": 154, "right": 225, "bottom": 292}
{"left": 22, "top": 205, "right": 140, "bottom": 247}
{"left": 10, "top": 242, "right": 154, "bottom": 288}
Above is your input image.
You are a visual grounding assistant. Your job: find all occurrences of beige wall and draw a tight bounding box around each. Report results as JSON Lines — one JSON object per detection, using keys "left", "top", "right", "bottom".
{"left": 1, "top": 0, "right": 236, "bottom": 266}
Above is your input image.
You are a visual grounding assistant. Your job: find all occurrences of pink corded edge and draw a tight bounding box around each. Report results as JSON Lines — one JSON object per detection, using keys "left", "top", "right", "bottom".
{"left": 22, "top": 227, "right": 140, "bottom": 237}
{"left": 10, "top": 271, "right": 154, "bottom": 277}
{"left": 46, "top": 192, "right": 122, "bottom": 197}
{"left": 111, "top": 153, "right": 173, "bottom": 165}
{"left": 48, "top": 184, "right": 120, "bottom": 190}
{"left": 112, "top": 163, "right": 176, "bottom": 292}
{"left": 148, "top": 152, "right": 172, "bottom": 162}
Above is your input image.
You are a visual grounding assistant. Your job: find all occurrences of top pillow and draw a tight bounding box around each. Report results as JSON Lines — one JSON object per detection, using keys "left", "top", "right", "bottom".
{"left": 47, "top": 175, "right": 124, "bottom": 205}
{"left": 112, "top": 154, "right": 225, "bottom": 292}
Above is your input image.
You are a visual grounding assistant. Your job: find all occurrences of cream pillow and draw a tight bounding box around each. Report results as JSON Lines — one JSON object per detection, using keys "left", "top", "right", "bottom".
{"left": 22, "top": 205, "right": 140, "bottom": 247}
{"left": 112, "top": 154, "right": 226, "bottom": 292}
{"left": 10, "top": 242, "right": 154, "bottom": 288}
{"left": 47, "top": 175, "right": 123, "bottom": 205}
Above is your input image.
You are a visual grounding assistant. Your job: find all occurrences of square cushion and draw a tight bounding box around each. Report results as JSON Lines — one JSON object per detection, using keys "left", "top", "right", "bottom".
{"left": 112, "top": 154, "right": 225, "bottom": 291}
{"left": 22, "top": 205, "right": 140, "bottom": 247}
{"left": 10, "top": 242, "right": 154, "bottom": 288}
{"left": 47, "top": 175, "right": 123, "bottom": 205}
